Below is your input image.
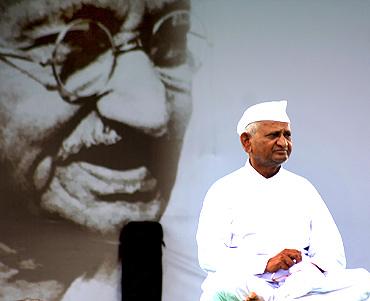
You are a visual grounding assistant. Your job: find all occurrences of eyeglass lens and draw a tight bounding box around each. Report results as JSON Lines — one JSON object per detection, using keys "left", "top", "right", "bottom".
{"left": 52, "top": 19, "right": 116, "bottom": 100}
{"left": 149, "top": 10, "right": 190, "bottom": 68}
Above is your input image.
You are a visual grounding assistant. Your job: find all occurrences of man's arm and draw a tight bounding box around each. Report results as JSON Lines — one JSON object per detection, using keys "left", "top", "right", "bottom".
{"left": 197, "top": 182, "right": 270, "bottom": 275}
{"left": 197, "top": 183, "right": 233, "bottom": 273}
{"left": 303, "top": 182, "right": 346, "bottom": 272}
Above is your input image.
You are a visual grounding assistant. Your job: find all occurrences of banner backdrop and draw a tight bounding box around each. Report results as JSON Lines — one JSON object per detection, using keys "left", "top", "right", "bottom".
{"left": 1, "top": 1, "right": 370, "bottom": 301}
{"left": 0, "top": 0, "right": 193, "bottom": 300}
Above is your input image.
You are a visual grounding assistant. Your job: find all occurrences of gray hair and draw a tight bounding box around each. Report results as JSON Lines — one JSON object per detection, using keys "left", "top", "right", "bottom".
{"left": 244, "top": 122, "right": 259, "bottom": 136}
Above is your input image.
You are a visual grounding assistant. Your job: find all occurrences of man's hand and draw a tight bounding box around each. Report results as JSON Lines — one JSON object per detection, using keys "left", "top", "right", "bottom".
{"left": 265, "top": 249, "right": 302, "bottom": 273}
{"left": 245, "top": 291, "right": 264, "bottom": 301}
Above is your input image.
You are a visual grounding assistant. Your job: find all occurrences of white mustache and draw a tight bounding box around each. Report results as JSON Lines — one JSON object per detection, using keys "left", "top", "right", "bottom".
{"left": 57, "top": 111, "right": 121, "bottom": 161}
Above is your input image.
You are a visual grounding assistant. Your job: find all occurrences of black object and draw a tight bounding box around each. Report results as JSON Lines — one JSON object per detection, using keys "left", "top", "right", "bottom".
{"left": 119, "top": 221, "right": 164, "bottom": 301}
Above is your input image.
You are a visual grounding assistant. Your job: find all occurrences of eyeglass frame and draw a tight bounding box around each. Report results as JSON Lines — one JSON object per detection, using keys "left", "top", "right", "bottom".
{"left": 0, "top": 9, "right": 200, "bottom": 104}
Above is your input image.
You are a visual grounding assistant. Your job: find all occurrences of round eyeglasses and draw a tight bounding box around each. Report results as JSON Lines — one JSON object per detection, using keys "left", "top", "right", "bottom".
{"left": 52, "top": 18, "right": 117, "bottom": 103}
{"left": 0, "top": 10, "right": 209, "bottom": 104}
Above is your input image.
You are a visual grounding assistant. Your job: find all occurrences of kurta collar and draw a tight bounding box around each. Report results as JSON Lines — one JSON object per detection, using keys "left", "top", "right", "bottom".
{"left": 243, "top": 160, "right": 285, "bottom": 181}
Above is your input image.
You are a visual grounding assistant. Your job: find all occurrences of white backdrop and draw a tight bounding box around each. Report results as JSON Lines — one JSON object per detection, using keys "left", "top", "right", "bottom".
{"left": 162, "top": 1, "right": 370, "bottom": 300}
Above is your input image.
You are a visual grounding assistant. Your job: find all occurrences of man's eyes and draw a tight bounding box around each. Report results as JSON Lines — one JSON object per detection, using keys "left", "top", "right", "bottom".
{"left": 147, "top": 32, "right": 188, "bottom": 67}
{"left": 267, "top": 133, "right": 279, "bottom": 139}
{"left": 22, "top": 9, "right": 191, "bottom": 83}
{"left": 266, "top": 132, "right": 292, "bottom": 139}
{"left": 143, "top": 10, "right": 190, "bottom": 68}
{"left": 284, "top": 132, "right": 292, "bottom": 140}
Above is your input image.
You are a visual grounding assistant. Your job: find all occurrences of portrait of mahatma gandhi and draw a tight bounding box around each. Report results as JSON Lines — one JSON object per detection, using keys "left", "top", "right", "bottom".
{"left": 0, "top": 0, "right": 196, "bottom": 299}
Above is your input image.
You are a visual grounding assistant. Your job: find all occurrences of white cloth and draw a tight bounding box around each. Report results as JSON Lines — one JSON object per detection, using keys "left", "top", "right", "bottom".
{"left": 196, "top": 161, "right": 370, "bottom": 300}
{"left": 236, "top": 100, "right": 290, "bottom": 136}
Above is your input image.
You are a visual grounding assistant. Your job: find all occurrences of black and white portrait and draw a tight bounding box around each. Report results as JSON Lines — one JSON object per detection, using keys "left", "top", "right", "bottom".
{"left": 0, "top": 0, "right": 196, "bottom": 299}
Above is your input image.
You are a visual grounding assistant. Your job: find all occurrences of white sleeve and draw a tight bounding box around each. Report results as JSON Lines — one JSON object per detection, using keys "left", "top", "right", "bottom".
{"left": 196, "top": 182, "right": 268, "bottom": 275}
{"left": 196, "top": 182, "right": 232, "bottom": 273}
{"left": 307, "top": 184, "right": 346, "bottom": 271}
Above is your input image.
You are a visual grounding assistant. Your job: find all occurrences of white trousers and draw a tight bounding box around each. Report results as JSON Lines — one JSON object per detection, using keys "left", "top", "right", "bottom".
{"left": 200, "top": 268, "right": 370, "bottom": 301}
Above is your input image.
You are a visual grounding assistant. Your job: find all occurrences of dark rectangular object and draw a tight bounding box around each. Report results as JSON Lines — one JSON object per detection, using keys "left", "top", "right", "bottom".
{"left": 119, "top": 221, "right": 164, "bottom": 301}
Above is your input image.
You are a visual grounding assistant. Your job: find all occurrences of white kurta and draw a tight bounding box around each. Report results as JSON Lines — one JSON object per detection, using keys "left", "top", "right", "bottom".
{"left": 196, "top": 162, "right": 370, "bottom": 301}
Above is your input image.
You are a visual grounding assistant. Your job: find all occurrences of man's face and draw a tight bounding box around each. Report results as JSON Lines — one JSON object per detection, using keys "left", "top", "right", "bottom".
{"left": 0, "top": 0, "right": 192, "bottom": 233}
{"left": 244, "top": 121, "right": 292, "bottom": 171}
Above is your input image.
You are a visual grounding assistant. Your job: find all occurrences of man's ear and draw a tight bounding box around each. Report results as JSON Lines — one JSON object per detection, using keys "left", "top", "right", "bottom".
{"left": 240, "top": 132, "right": 251, "bottom": 153}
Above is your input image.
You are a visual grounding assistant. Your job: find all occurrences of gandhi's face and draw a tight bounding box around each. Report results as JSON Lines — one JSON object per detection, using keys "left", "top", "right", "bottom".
{"left": 0, "top": 0, "right": 192, "bottom": 233}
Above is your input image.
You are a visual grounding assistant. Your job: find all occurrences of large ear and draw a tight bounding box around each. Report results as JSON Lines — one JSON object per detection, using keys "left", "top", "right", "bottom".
{"left": 240, "top": 132, "right": 251, "bottom": 153}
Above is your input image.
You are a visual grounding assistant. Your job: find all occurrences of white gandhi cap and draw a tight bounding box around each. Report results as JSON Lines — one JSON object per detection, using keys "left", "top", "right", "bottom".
{"left": 237, "top": 100, "right": 290, "bottom": 136}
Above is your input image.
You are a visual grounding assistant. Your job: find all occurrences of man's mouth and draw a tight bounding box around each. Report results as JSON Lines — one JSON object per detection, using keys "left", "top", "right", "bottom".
{"left": 274, "top": 149, "right": 288, "bottom": 154}
{"left": 71, "top": 162, "right": 159, "bottom": 204}
{"left": 34, "top": 111, "right": 168, "bottom": 199}
{"left": 32, "top": 111, "right": 177, "bottom": 232}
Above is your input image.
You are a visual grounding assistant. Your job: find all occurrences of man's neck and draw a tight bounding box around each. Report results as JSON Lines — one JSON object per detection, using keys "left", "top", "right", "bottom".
{"left": 249, "top": 161, "right": 281, "bottom": 178}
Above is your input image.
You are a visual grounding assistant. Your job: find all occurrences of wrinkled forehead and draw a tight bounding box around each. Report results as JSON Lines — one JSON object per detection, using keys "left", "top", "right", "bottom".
{"left": 0, "top": 0, "right": 189, "bottom": 43}
{"left": 256, "top": 121, "right": 291, "bottom": 132}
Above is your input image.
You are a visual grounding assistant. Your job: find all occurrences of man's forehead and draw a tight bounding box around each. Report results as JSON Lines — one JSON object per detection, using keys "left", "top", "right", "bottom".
{"left": 0, "top": 0, "right": 182, "bottom": 15}
{"left": 0, "top": 0, "right": 187, "bottom": 43}
{"left": 257, "top": 121, "right": 291, "bottom": 131}
{"left": 0, "top": 0, "right": 124, "bottom": 39}
{"left": 0, "top": 0, "right": 185, "bottom": 25}
{"left": 1, "top": 0, "right": 128, "bottom": 16}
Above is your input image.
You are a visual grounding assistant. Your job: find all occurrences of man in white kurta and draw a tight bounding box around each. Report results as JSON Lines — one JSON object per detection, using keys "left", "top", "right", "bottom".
{"left": 196, "top": 100, "right": 370, "bottom": 301}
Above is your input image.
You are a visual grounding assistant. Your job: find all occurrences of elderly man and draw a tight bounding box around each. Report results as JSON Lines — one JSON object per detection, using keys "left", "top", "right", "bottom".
{"left": 0, "top": 0, "right": 195, "bottom": 300}
{"left": 196, "top": 100, "right": 370, "bottom": 301}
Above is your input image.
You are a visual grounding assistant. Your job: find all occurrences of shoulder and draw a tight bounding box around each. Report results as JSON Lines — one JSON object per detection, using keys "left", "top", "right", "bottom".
{"left": 202, "top": 167, "right": 246, "bottom": 207}
{"left": 207, "top": 167, "right": 246, "bottom": 193}
{"left": 280, "top": 168, "right": 316, "bottom": 188}
{"left": 280, "top": 168, "right": 324, "bottom": 204}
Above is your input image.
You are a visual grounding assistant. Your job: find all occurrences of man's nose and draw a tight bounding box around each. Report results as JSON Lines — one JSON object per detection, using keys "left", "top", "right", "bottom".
{"left": 276, "top": 134, "right": 288, "bottom": 147}
{"left": 96, "top": 51, "right": 169, "bottom": 136}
